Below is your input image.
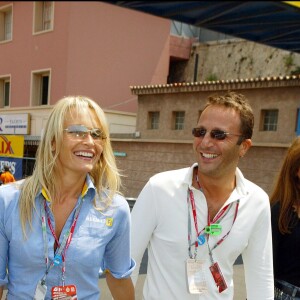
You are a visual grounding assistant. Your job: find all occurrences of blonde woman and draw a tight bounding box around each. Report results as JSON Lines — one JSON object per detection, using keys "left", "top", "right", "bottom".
{"left": 0, "top": 96, "right": 135, "bottom": 299}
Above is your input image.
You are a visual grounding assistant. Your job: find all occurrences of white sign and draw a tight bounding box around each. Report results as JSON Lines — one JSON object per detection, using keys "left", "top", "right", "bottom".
{"left": 0, "top": 114, "right": 30, "bottom": 135}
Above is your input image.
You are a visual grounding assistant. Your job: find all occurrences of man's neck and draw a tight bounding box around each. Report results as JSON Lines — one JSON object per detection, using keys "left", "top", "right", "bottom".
{"left": 194, "top": 168, "right": 236, "bottom": 219}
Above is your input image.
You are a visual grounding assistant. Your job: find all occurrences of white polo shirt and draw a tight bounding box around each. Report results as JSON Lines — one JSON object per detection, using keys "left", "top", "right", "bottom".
{"left": 131, "top": 164, "right": 273, "bottom": 300}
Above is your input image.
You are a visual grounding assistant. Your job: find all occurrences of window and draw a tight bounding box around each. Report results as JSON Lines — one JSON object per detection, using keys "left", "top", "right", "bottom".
{"left": 4, "top": 80, "right": 9, "bottom": 106}
{"left": 42, "top": 2, "right": 52, "bottom": 30}
{"left": 31, "top": 70, "right": 50, "bottom": 106}
{"left": 168, "top": 59, "right": 187, "bottom": 84}
{"left": 40, "top": 75, "right": 49, "bottom": 105}
{"left": 0, "top": 76, "right": 10, "bottom": 107}
{"left": 148, "top": 111, "right": 160, "bottom": 129}
{"left": 33, "top": 2, "right": 54, "bottom": 33}
{"left": 173, "top": 111, "right": 185, "bottom": 130}
{"left": 261, "top": 109, "right": 278, "bottom": 131}
{"left": 0, "top": 5, "right": 12, "bottom": 42}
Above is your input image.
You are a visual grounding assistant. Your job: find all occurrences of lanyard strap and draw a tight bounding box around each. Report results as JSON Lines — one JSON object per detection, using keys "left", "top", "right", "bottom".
{"left": 208, "top": 202, "right": 232, "bottom": 225}
{"left": 189, "top": 189, "right": 200, "bottom": 236}
{"left": 40, "top": 198, "right": 83, "bottom": 284}
{"left": 207, "top": 200, "right": 239, "bottom": 263}
{"left": 46, "top": 203, "right": 60, "bottom": 249}
{"left": 188, "top": 188, "right": 240, "bottom": 259}
{"left": 187, "top": 189, "right": 198, "bottom": 259}
{"left": 189, "top": 189, "right": 232, "bottom": 236}
{"left": 41, "top": 212, "right": 49, "bottom": 268}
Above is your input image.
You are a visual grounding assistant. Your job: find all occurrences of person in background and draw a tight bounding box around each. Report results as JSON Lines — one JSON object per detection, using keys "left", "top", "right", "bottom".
{"left": 131, "top": 91, "right": 273, "bottom": 299}
{"left": 0, "top": 165, "right": 16, "bottom": 184}
{"left": 270, "top": 136, "right": 300, "bottom": 299}
{"left": 0, "top": 95, "right": 135, "bottom": 300}
{"left": 0, "top": 169, "right": 3, "bottom": 186}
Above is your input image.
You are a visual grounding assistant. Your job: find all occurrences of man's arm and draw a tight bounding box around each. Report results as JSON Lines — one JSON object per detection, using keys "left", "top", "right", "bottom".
{"left": 0, "top": 286, "right": 3, "bottom": 298}
{"left": 106, "top": 272, "right": 134, "bottom": 300}
{"left": 130, "top": 181, "right": 157, "bottom": 285}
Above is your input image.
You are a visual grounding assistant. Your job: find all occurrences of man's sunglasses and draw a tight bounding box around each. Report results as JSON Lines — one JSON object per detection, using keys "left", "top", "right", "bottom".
{"left": 192, "top": 128, "right": 244, "bottom": 142}
{"left": 64, "top": 124, "right": 106, "bottom": 140}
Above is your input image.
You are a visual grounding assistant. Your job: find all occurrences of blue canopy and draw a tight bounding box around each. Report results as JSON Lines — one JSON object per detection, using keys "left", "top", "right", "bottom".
{"left": 105, "top": 1, "right": 300, "bottom": 53}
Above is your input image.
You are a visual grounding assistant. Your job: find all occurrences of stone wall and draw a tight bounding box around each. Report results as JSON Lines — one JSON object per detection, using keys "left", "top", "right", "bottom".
{"left": 184, "top": 39, "right": 300, "bottom": 82}
{"left": 133, "top": 79, "right": 300, "bottom": 145}
{"left": 112, "top": 39, "right": 300, "bottom": 200}
{"left": 112, "top": 140, "right": 288, "bottom": 199}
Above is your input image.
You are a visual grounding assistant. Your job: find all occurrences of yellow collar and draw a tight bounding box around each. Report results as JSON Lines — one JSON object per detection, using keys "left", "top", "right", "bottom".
{"left": 41, "top": 183, "right": 88, "bottom": 201}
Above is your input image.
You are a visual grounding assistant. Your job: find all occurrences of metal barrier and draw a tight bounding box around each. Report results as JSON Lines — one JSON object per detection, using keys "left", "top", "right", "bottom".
{"left": 126, "top": 197, "right": 136, "bottom": 210}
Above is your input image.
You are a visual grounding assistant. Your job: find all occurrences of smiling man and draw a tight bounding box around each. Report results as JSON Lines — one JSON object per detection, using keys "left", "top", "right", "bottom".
{"left": 131, "top": 91, "right": 274, "bottom": 300}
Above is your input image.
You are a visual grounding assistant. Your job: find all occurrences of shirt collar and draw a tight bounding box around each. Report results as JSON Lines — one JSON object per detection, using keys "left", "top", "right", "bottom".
{"left": 234, "top": 167, "right": 249, "bottom": 197}
{"left": 40, "top": 174, "right": 95, "bottom": 202}
{"left": 183, "top": 163, "right": 198, "bottom": 188}
{"left": 183, "top": 163, "right": 249, "bottom": 197}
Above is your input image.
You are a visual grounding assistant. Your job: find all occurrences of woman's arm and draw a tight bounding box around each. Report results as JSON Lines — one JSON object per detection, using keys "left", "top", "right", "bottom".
{"left": 106, "top": 272, "right": 134, "bottom": 300}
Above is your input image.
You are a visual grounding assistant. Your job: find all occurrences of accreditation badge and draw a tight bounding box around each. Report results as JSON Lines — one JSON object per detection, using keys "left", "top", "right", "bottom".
{"left": 209, "top": 262, "right": 228, "bottom": 293}
{"left": 186, "top": 259, "right": 208, "bottom": 294}
{"left": 51, "top": 284, "right": 78, "bottom": 300}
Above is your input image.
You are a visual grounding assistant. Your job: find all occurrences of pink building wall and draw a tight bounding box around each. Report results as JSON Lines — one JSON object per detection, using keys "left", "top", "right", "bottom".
{"left": 0, "top": 1, "right": 171, "bottom": 112}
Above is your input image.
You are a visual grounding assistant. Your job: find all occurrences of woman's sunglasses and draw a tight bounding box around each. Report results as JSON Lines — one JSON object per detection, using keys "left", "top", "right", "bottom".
{"left": 64, "top": 124, "right": 106, "bottom": 140}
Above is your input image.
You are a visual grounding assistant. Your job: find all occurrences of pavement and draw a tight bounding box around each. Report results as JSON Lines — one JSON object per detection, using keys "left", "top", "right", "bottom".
{"left": 98, "top": 251, "right": 246, "bottom": 300}
{"left": 1, "top": 265, "right": 245, "bottom": 300}
{"left": 1, "top": 254, "right": 246, "bottom": 300}
{"left": 99, "top": 264, "right": 246, "bottom": 300}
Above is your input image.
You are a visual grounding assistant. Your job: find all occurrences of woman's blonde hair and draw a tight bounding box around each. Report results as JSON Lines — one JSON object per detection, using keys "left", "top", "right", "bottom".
{"left": 19, "top": 96, "right": 121, "bottom": 236}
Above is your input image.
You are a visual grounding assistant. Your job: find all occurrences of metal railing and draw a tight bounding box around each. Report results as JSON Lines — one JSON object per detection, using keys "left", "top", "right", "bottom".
{"left": 126, "top": 197, "right": 136, "bottom": 210}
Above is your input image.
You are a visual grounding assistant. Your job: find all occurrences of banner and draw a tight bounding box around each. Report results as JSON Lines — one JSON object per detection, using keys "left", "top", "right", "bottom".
{"left": 0, "top": 114, "right": 30, "bottom": 135}
{"left": 0, "top": 157, "right": 23, "bottom": 180}
{"left": 0, "top": 135, "right": 24, "bottom": 158}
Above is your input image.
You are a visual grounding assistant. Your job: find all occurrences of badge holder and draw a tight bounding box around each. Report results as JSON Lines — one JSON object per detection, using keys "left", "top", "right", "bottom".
{"left": 34, "top": 280, "right": 47, "bottom": 300}
{"left": 197, "top": 234, "right": 206, "bottom": 245}
{"left": 205, "top": 224, "right": 222, "bottom": 236}
{"left": 209, "top": 262, "right": 228, "bottom": 293}
{"left": 52, "top": 284, "right": 78, "bottom": 300}
{"left": 186, "top": 259, "right": 208, "bottom": 294}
